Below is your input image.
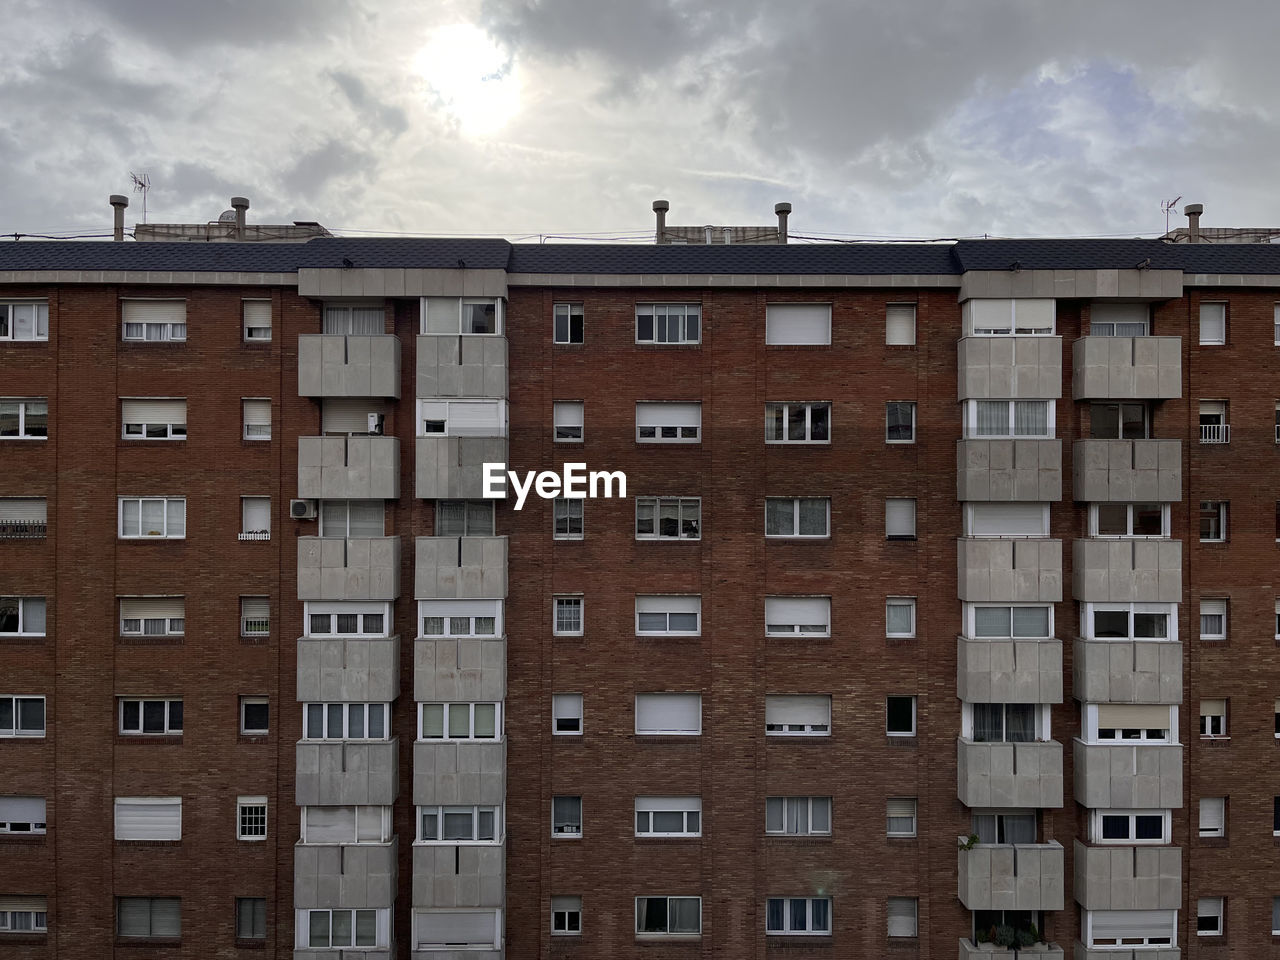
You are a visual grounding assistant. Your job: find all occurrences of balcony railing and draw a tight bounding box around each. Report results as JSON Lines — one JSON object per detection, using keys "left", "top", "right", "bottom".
{"left": 1199, "top": 423, "right": 1229, "bottom": 444}
{"left": 238, "top": 531, "right": 270, "bottom": 541}
{"left": 0, "top": 521, "right": 46, "bottom": 539}
{"left": 241, "top": 618, "right": 270, "bottom": 636}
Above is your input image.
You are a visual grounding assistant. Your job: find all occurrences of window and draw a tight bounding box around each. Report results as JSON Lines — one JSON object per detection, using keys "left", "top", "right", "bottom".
{"left": 1084, "top": 602, "right": 1176, "bottom": 642}
{"left": 435, "top": 500, "right": 493, "bottom": 536}
{"left": 885, "top": 303, "right": 916, "bottom": 345}
{"left": 636, "top": 595, "right": 701, "bottom": 636}
{"left": 240, "top": 697, "right": 269, "bottom": 736}
{"left": 1275, "top": 797, "right": 1280, "bottom": 836}
{"left": 635, "top": 797, "right": 701, "bottom": 837}
{"left": 118, "top": 497, "right": 185, "bottom": 539}
{"left": 635, "top": 692, "right": 701, "bottom": 735}
{"left": 241, "top": 597, "right": 269, "bottom": 637}
{"left": 121, "top": 398, "right": 186, "bottom": 440}
{"left": 419, "top": 599, "right": 502, "bottom": 638}
{"left": 964, "top": 502, "right": 1050, "bottom": 538}
{"left": 553, "top": 401, "right": 583, "bottom": 441}
{"left": 238, "top": 797, "right": 267, "bottom": 840}
{"left": 885, "top": 498, "right": 916, "bottom": 540}
{"left": 302, "top": 703, "right": 389, "bottom": 740}
{"left": 0, "top": 696, "right": 44, "bottom": 737}
{"left": 1084, "top": 909, "right": 1176, "bottom": 947}
{"left": 419, "top": 702, "right": 501, "bottom": 741}
{"left": 552, "top": 796, "right": 581, "bottom": 837}
{"left": 239, "top": 497, "right": 270, "bottom": 540}
{"left": 636, "top": 497, "right": 701, "bottom": 540}
{"left": 0, "top": 796, "right": 45, "bottom": 834}
{"left": 418, "top": 805, "right": 501, "bottom": 843}
{"left": 1197, "top": 897, "right": 1223, "bottom": 936}
{"left": 886, "top": 401, "right": 915, "bottom": 442}
{"left": 552, "top": 693, "right": 582, "bottom": 735}
{"left": 114, "top": 797, "right": 181, "bottom": 840}
{"left": 552, "top": 896, "right": 581, "bottom": 936}
{"left": 636, "top": 401, "right": 701, "bottom": 442}
{"left": 766, "top": 303, "right": 830, "bottom": 345}
{"left": 764, "top": 597, "right": 831, "bottom": 637}
{"left": 1200, "top": 600, "right": 1226, "bottom": 641}
{"left": 1200, "top": 302, "right": 1226, "bottom": 345}
{"left": 1089, "top": 401, "right": 1148, "bottom": 439}
{"left": 119, "top": 698, "right": 182, "bottom": 735}
{"left": 1276, "top": 304, "right": 1280, "bottom": 346}
{"left": 553, "top": 597, "right": 583, "bottom": 636}
{"left": 887, "top": 897, "right": 918, "bottom": 938}
{"left": 1199, "top": 797, "right": 1225, "bottom": 837}
{"left": 1200, "top": 699, "right": 1227, "bottom": 738}
{"left": 886, "top": 798, "right": 917, "bottom": 837}
{"left": 0, "top": 399, "right": 46, "bottom": 439}
{"left": 969, "top": 703, "right": 1042, "bottom": 743}
{"left": 972, "top": 810, "right": 1037, "bottom": 844}
{"left": 962, "top": 298, "right": 1055, "bottom": 336}
{"left": 0, "top": 597, "right": 45, "bottom": 637}
{"left": 305, "top": 602, "right": 389, "bottom": 637}
{"left": 765, "top": 695, "right": 831, "bottom": 736}
{"left": 886, "top": 598, "right": 916, "bottom": 638}
{"left": 553, "top": 498, "right": 583, "bottom": 540}
{"left": 553, "top": 303, "right": 583, "bottom": 344}
{"left": 637, "top": 303, "right": 701, "bottom": 344}
{"left": 0, "top": 301, "right": 48, "bottom": 341}
{"left": 1090, "top": 809, "right": 1170, "bottom": 845}
{"left": 0, "top": 498, "right": 45, "bottom": 539}
{"left": 117, "top": 898, "right": 180, "bottom": 939}
{"left": 765, "top": 497, "right": 829, "bottom": 537}
{"left": 887, "top": 696, "right": 916, "bottom": 737}
{"left": 766, "top": 796, "right": 832, "bottom": 836}
{"left": 242, "top": 300, "right": 271, "bottom": 342}
{"left": 1089, "top": 703, "right": 1173, "bottom": 743}
{"left": 963, "top": 399, "right": 1054, "bottom": 438}
{"left": 412, "top": 909, "right": 500, "bottom": 951}
{"left": 1089, "top": 502, "right": 1168, "bottom": 538}
{"left": 767, "top": 898, "right": 831, "bottom": 935}
{"left": 966, "top": 604, "right": 1052, "bottom": 639}
{"left": 299, "top": 806, "right": 391, "bottom": 844}
{"left": 421, "top": 296, "right": 502, "bottom": 335}
{"left": 0, "top": 898, "right": 47, "bottom": 933}
{"left": 635, "top": 897, "right": 701, "bottom": 936}
{"left": 1199, "top": 400, "right": 1229, "bottom": 444}
{"left": 118, "top": 597, "right": 184, "bottom": 637}
{"left": 1273, "top": 897, "right": 1280, "bottom": 936}
{"left": 241, "top": 399, "right": 270, "bottom": 440}
{"left": 323, "top": 304, "right": 384, "bottom": 335}
{"left": 299, "top": 908, "right": 386, "bottom": 949}
{"left": 122, "top": 300, "right": 186, "bottom": 342}
{"left": 764, "top": 402, "right": 830, "bottom": 443}
{"left": 1200, "top": 501, "right": 1226, "bottom": 542}
{"left": 1090, "top": 302, "right": 1150, "bottom": 336}
{"left": 417, "top": 398, "right": 507, "bottom": 437}
{"left": 236, "top": 898, "right": 266, "bottom": 941}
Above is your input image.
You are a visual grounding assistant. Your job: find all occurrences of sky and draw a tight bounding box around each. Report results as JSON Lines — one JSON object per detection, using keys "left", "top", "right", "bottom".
{"left": 3, "top": 0, "right": 1279, "bottom": 243}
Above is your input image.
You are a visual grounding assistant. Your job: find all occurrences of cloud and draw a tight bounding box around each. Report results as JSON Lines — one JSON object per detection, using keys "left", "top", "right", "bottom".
{"left": 329, "top": 70, "right": 409, "bottom": 137}
{"left": 79, "top": 0, "right": 364, "bottom": 52}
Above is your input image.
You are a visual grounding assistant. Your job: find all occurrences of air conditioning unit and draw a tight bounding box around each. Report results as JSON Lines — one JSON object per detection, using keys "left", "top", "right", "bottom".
{"left": 367, "top": 413, "right": 385, "bottom": 435}
{"left": 290, "top": 499, "right": 318, "bottom": 520}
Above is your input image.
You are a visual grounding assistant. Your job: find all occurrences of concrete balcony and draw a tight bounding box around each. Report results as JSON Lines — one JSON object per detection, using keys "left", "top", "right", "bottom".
{"left": 414, "top": 638, "right": 506, "bottom": 703}
{"left": 414, "top": 537, "right": 507, "bottom": 600}
{"left": 297, "top": 947, "right": 395, "bottom": 960}
{"left": 1072, "top": 336, "right": 1182, "bottom": 401}
{"left": 415, "top": 436, "right": 508, "bottom": 500}
{"left": 298, "top": 536, "right": 401, "bottom": 601}
{"left": 297, "top": 637, "right": 400, "bottom": 703}
{"left": 960, "top": 940, "right": 1065, "bottom": 959}
{"left": 1073, "top": 840, "right": 1180, "bottom": 912}
{"left": 1073, "top": 639, "right": 1182, "bottom": 705}
{"left": 958, "top": 841, "right": 1065, "bottom": 911}
{"left": 298, "top": 436, "right": 400, "bottom": 501}
{"left": 957, "top": 739, "right": 1064, "bottom": 809}
{"left": 957, "top": 638, "right": 1063, "bottom": 704}
{"left": 957, "top": 439, "right": 1062, "bottom": 502}
{"left": 957, "top": 336, "right": 1062, "bottom": 400}
{"left": 1072, "top": 440, "right": 1181, "bottom": 503}
{"left": 294, "top": 837, "right": 398, "bottom": 909}
{"left": 298, "top": 334, "right": 401, "bottom": 399}
{"left": 1071, "top": 539, "right": 1181, "bottom": 603}
{"left": 416, "top": 335, "right": 507, "bottom": 398}
{"left": 411, "top": 843, "right": 504, "bottom": 908}
{"left": 1073, "top": 740, "right": 1182, "bottom": 809}
{"left": 1072, "top": 946, "right": 1179, "bottom": 960}
{"left": 413, "top": 740, "right": 505, "bottom": 807}
{"left": 958, "top": 539, "right": 1063, "bottom": 603}
{"left": 296, "top": 738, "right": 400, "bottom": 806}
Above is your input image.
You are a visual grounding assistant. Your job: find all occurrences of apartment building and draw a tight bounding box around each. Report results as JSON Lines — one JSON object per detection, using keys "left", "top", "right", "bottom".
{"left": 2, "top": 228, "right": 1280, "bottom": 959}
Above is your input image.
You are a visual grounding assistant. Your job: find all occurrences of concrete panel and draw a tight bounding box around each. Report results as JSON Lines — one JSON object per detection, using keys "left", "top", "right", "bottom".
{"left": 1071, "top": 539, "right": 1182, "bottom": 603}
{"left": 1072, "top": 337, "right": 1182, "bottom": 401}
{"left": 958, "top": 841, "right": 1065, "bottom": 911}
{"left": 1072, "top": 639, "right": 1182, "bottom": 705}
{"left": 415, "top": 437, "right": 509, "bottom": 500}
{"left": 299, "top": 436, "right": 400, "bottom": 500}
{"left": 297, "top": 637, "right": 401, "bottom": 702}
{"left": 298, "top": 537, "right": 401, "bottom": 601}
{"left": 413, "top": 740, "right": 506, "bottom": 806}
{"left": 1072, "top": 440, "right": 1182, "bottom": 503}
{"left": 957, "top": 336, "right": 1062, "bottom": 400}
{"left": 414, "top": 638, "right": 507, "bottom": 702}
{"left": 1072, "top": 946, "right": 1179, "bottom": 960}
{"left": 411, "top": 843, "right": 505, "bottom": 908}
{"left": 298, "top": 335, "right": 401, "bottom": 399}
{"left": 416, "top": 336, "right": 508, "bottom": 399}
{"left": 294, "top": 837, "right": 398, "bottom": 909}
{"left": 961, "top": 941, "right": 1065, "bottom": 959}
{"left": 1073, "top": 840, "right": 1181, "bottom": 911}
{"left": 957, "top": 637, "right": 1063, "bottom": 704}
{"left": 297, "top": 949, "right": 395, "bottom": 960}
{"left": 959, "top": 270, "right": 1182, "bottom": 303}
{"left": 1073, "top": 741, "right": 1183, "bottom": 809}
{"left": 414, "top": 537, "right": 508, "bottom": 600}
{"left": 957, "top": 739, "right": 1064, "bottom": 809}
{"left": 298, "top": 268, "right": 508, "bottom": 299}
{"left": 957, "top": 539, "right": 1063, "bottom": 603}
{"left": 295, "top": 739, "right": 400, "bottom": 806}
{"left": 957, "top": 439, "right": 1062, "bottom": 502}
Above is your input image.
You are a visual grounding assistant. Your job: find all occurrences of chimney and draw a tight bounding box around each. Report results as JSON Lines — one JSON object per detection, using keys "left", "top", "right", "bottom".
{"left": 652, "top": 200, "right": 669, "bottom": 244}
{"left": 109, "top": 194, "right": 129, "bottom": 242}
{"left": 775, "top": 202, "right": 792, "bottom": 244}
{"left": 1185, "top": 203, "right": 1203, "bottom": 243}
{"left": 722, "top": 227, "right": 733, "bottom": 245}
{"left": 704, "top": 225, "right": 714, "bottom": 244}
{"left": 231, "top": 196, "right": 250, "bottom": 240}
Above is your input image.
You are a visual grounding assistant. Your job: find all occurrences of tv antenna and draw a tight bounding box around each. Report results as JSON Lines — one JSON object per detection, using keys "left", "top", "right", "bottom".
{"left": 130, "top": 172, "right": 151, "bottom": 223}
{"left": 1161, "top": 196, "right": 1182, "bottom": 236}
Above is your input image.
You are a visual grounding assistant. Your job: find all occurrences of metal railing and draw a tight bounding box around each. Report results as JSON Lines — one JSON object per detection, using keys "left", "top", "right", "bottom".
{"left": 241, "top": 618, "right": 270, "bottom": 636}
{"left": 1199, "top": 423, "right": 1230, "bottom": 444}
{"left": 238, "top": 531, "right": 271, "bottom": 541}
{"left": 0, "top": 520, "right": 46, "bottom": 539}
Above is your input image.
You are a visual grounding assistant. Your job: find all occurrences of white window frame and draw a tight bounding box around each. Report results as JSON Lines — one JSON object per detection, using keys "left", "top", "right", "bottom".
{"left": 963, "top": 502, "right": 1050, "bottom": 538}
{"left": 962, "top": 399, "right": 1055, "bottom": 438}
{"left": 634, "top": 692, "right": 702, "bottom": 736}
{"left": 886, "top": 598, "right": 916, "bottom": 639}
{"left": 635, "top": 595, "right": 701, "bottom": 637}
{"left": 322, "top": 304, "right": 385, "bottom": 336}
{"left": 299, "top": 805, "right": 392, "bottom": 844}
{"left": 553, "top": 597, "right": 583, "bottom": 637}
{"left": 121, "top": 398, "right": 186, "bottom": 440}
{"left": 1082, "top": 908, "right": 1177, "bottom": 948}
{"left": 417, "top": 398, "right": 508, "bottom": 438}
{"left": 241, "top": 398, "right": 271, "bottom": 440}
{"left": 242, "top": 300, "right": 271, "bottom": 342}
{"left": 886, "top": 695, "right": 917, "bottom": 738}
{"left": 553, "top": 498, "right": 584, "bottom": 540}
{"left": 764, "top": 597, "right": 831, "bottom": 638}
{"left": 553, "top": 303, "right": 583, "bottom": 344}
{"left": 297, "top": 908, "right": 389, "bottom": 949}
{"left": 886, "top": 798, "right": 917, "bottom": 838}
{"left": 765, "top": 303, "right": 831, "bottom": 346}
{"left": 304, "top": 601, "right": 390, "bottom": 638}
{"left": 636, "top": 303, "right": 701, "bottom": 345}
{"left": 239, "top": 496, "right": 271, "bottom": 540}
{"left": 0, "top": 695, "right": 45, "bottom": 737}
{"left": 0, "top": 398, "right": 47, "bottom": 440}
{"left": 240, "top": 597, "right": 269, "bottom": 637}
{"left": 885, "top": 498, "right": 916, "bottom": 540}
{"left": 765, "top": 796, "right": 832, "bottom": 836}
{"left": 1200, "top": 500, "right": 1227, "bottom": 542}
{"left": 551, "top": 896, "right": 581, "bottom": 936}
{"left": 1199, "top": 699, "right": 1227, "bottom": 738}
{"left": 1197, "top": 897, "right": 1223, "bottom": 937}
{"left": 634, "top": 796, "right": 702, "bottom": 837}
{"left": 113, "top": 796, "right": 182, "bottom": 840}
{"left": 636, "top": 401, "right": 701, "bottom": 443}
{"left": 418, "top": 599, "right": 502, "bottom": 639}
{"left": 237, "top": 796, "right": 267, "bottom": 840}
{"left": 0, "top": 902, "right": 46, "bottom": 932}
{"left": 1199, "top": 302, "right": 1226, "bottom": 345}
{"left": 1088, "top": 502, "right": 1170, "bottom": 538}
{"left": 1090, "top": 302, "right": 1150, "bottom": 336}
{"left": 1089, "top": 808, "right": 1171, "bottom": 845}
{"left": 418, "top": 702, "right": 502, "bottom": 741}
{"left": 887, "top": 897, "right": 919, "bottom": 938}
{"left": 552, "top": 693, "right": 583, "bottom": 736}
{"left": 885, "top": 401, "right": 916, "bottom": 443}
{"left": 964, "top": 603, "right": 1053, "bottom": 640}
{"left": 766, "top": 897, "right": 832, "bottom": 936}
{"left": 1082, "top": 602, "right": 1178, "bottom": 643}
{"left": 1082, "top": 702, "right": 1176, "bottom": 744}
{"left": 551, "top": 796, "right": 582, "bottom": 837}
{"left": 121, "top": 299, "right": 187, "bottom": 342}
{"left": 0, "top": 301, "right": 49, "bottom": 341}
{"left": 1199, "top": 796, "right": 1225, "bottom": 837}
{"left": 885, "top": 303, "right": 917, "bottom": 346}
{"left": 765, "top": 694, "right": 831, "bottom": 737}
{"left": 417, "top": 804, "right": 502, "bottom": 844}
{"left": 302, "top": 702, "right": 391, "bottom": 741}
{"left": 553, "top": 400, "right": 583, "bottom": 442}
{"left": 117, "top": 497, "right": 185, "bottom": 539}
{"left": 965, "top": 702, "right": 1052, "bottom": 743}
{"left": 239, "top": 697, "right": 269, "bottom": 736}
{"left": 764, "top": 402, "right": 831, "bottom": 444}
{"left": 1199, "top": 599, "right": 1227, "bottom": 641}
{"left": 119, "top": 598, "right": 184, "bottom": 637}
{"left": 0, "top": 796, "right": 46, "bottom": 834}
{"left": 0, "top": 597, "right": 46, "bottom": 637}
{"left": 634, "top": 896, "right": 702, "bottom": 937}
{"left": 962, "top": 298, "right": 1056, "bottom": 336}
{"left": 764, "top": 497, "right": 830, "bottom": 538}
{"left": 118, "top": 697, "right": 183, "bottom": 735}
{"left": 420, "top": 296, "right": 503, "bottom": 335}
{"left": 635, "top": 496, "right": 701, "bottom": 540}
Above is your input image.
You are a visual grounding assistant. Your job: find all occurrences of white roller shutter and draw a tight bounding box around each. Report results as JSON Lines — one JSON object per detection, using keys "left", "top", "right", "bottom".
{"left": 1088, "top": 909, "right": 1176, "bottom": 943}
{"left": 119, "top": 597, "right": 185, "bottom": 621}
{"left": 885, "top": 499, "right": 916, "bottom": 537}
{"left": 1097, "top": 704, "right": 1171, "bottom": 729}
{"left": 1013, "top": 299, "right": 1055, "bottom": 332}
{"left": 635, "top": 796, "right": 700, "bottom": 812}
{"left": 553, "top": 401, "right": 583, "bottom": 428}
{"left": 448, "top": 400, "right": 505, "bottom": 437}
{"left": 1200, "top": 698, "right": 1226, "bottom": 716}
{"left": 635, "top": 596, "right": 701, "bottom": 614}
{"left": 886, "top": 898, "right": 917, "bottom": 937}
{"left": 114, "top": 797, "right": 181, "bottom": 840}
{"left": 243, "top": 399, "right": 271, "bottom": 429}
{"left": 302, "top": 806, "right": 355, "bottom": 843}
{"left": 635, "top": 693, "right": 701, "bottom": 734}
{"left": 122, "top": 300, "right": 186, "bottom": 324}
{"left": 416, "top": 909, "right": 500, "bottom": 948}
{"left": 764, "top": 597, "right": 830, "bottom": 628}
{"left": 765, "top": 695, "right": 830, "bottom": 727}
{"left": 0, "top": 499, "right": 46, "bottom": 522}
{"left": 121, "top": 399, "right": 186, "bottom": 424}
{"left": 886, "top": 304, "right": 917, "bottom": 345}
{"left": 967, "top": 503, "right": 1048, "bottom": 537}
{"left": 0, "top": 896, "right": 46, "bottom": 913}
{"left": 242, "top": 498, "right": 270, "bottom": 532}
{"left": 635, "top": 402, "right": 700, "bottom": 428}
{"left": 322, "top": 399, "right": 389, "bottom": 434}
{"left": 419, "top": 599, "right": 501, "bottom": 619}
{"left": 242, "top": 300, "right": 271, "bottom": 337}
{"left": 241, "top": 598, "right": 269, "bottom": 620}
{"left": 1092, "top": 303, "right": 1148, "bottom": 329}
{"left": 0, "top": 797, "right": 45, "bottom": 822}
{"left": 765, "top": 304, "right": 831, "bottom": 345}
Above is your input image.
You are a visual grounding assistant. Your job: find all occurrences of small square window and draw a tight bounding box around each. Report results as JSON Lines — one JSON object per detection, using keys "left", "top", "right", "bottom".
{"left": 553, "top": 597, "right": 583, "bottom": 636}
{"left": 553, "top": 401, "right": 583, "bottom": 442}
{"left": 1200, "top": 302, "right": 1226, "bottom": 345}
{"left": 886, "top": 598, "right": 916, "bottom": 638}
{"left": 552, "top": 895, "right": 582, "bottom": 936}
{"left": 240, "top": 697, "right": 269, "bottom": 736}
{"left": 1272, "top": 896, "right": 1280, "bottom": 936}
{"left": 242, "top": 399, "right": 271, "bottom": 440}
{"left": 553, "top": 498, "right": 584, "bottom": 540}
{"left": 1199, "top": 600, "right": 1226, "bottom": 641}
{"left": 554, "top": 304, "right": 584, "bottom": 344}
{"left": 552, "top": 796, "right": 582, "bottom": 837}
{"left": 885, "top": 304, "right": 916, "bottom": 345}
{"left": 1199, "top": 796, "right": 1225, "bottom": 837}
{"left": 886, "top": 897, "right": 917, "bottom": 938}
{"left": 552, "top": 693, "right": 583, "bottom": 736}
{"left": 886, "top": 402, "right": 916, "bottom": 443}
{"left": 237, "top": 796, "right": 267, "bottom": 840}
{"left": 1196, "top": 897, "right": 1223, "bottom": 936}
{"left": 886, "top": 696, "right": 917, "bottom": 737}
{"left": 236, "top": 898, "right": 266, "bottom": 940}
{"left": 1199, "top": 501, "right": 1226, "bottom": 542}
{"left": 242, "top": 301, "right": 272, "bottom": 342}
{"left": 1199, "top": 699, "right": 1227, "bottom": 738}
{"left": 886, "top": 798, "right": 917, "bottom": 837}
{"left": 886, "top": 498, "right": 917, "bottom": 540}
{"left": 1273, "top": 797, "right": 1280, "bottom": 836}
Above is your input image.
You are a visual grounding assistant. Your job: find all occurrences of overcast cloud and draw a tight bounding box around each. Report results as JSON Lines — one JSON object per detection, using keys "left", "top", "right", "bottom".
{"left": 3, "top": 0, "right": 1278, "bottom": 242}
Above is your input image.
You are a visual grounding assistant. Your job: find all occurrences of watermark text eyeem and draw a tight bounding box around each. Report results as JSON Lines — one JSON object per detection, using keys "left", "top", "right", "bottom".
{"left": 483, "top": 462, "right": 626, "bottom": 511}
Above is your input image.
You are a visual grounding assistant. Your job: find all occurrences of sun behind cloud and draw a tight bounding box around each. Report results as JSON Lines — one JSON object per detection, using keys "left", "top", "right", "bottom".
{"left": 412, "top": 23, "right": 521, "bottom": 136}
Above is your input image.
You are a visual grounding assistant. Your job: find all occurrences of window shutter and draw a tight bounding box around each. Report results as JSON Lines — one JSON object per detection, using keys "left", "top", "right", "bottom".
{"left": 346, "top": 500, "right": 385, "bottom": 537}
{"left": 243, "top": 399, "right": 271, "bottom": 428}
{"left": 0, "top": 498, "right": 46, "bottom": 522}
{"left": 303, "top": 806, "right": 355, "bottom": 843}
{"left": 553, "top": 402, "right": 583, "bottom": 428}
{"left": 885, "top": 304, "right": 916, "bottom": 345}
{"left": 322, "top": 399, "right": 388, "bottom": 434}
{"left": 1200, "top": 698, "right": 1226, "bottom": 716}
{"left": 765, "top": 304, "right": 831, "bottom": 345}
{"left": 114, "top": 798, "right": 182, "bottom": 840}
{"left": 242, "top": 498, "right": 270, "bottom": 531}
{"left": 1014, "top": 299, "right": 1055, "bottom": 331}
{"left": 1199, "top": 797, "right": 1224, "bottom": 830}
{"left": 1200, "top": 303, "right": 1226, "bottom": 343}
{"left": 635, "top": 402, "right": 700, "bottom": 428}
{"left": 635, "top": 796, "right": 700, "bottom": 812}
{"left": 448, "top": 400, "right": 505, "bottom": 437}
{"left": 0, "top": 796, "right": 44, "bottom": 822}
{"left": 241, "top": 597, "right": 269, "bottom": 620}
{"left": 886, "top": 798, "right": 916, "bottom": 818}
{"left": 1092, "top": 303, "right": 1148, "bottom": 329}
{"left": 121, "top": 399, "right": 187, "bottom": 424}
{"left": 552, "top": 694, "right": 581, "bottom": 722}
{"left": 416, "top": 910, "right": 499, "bottom": 948}
{"left": 122, "top": 300, "right": 186, "bottom": 324}
{"left": 764, "top": 596, "right": 829, "bottom": 627}
{"left": 967, "top": 502, "right": 1047, "bottom": 537}
{"left": 120, "top": 597, "right": 185, "bottom": 621}
{"left": 765, "top": 695, "right": 830, "bottom": 727}
{"left": 1096, "top": 704, "right": 1170, "bottom": 729}
{"left": 1089, "top": 909, "right": 1177, "bottom": 942}
{"left": 635, "top": 693, "right": 700, "bottom": 734}
{"left": 418, "top": 599, "right": 500, "bottom": 619}
{"left": 635, "top": 595, "right": 701, "bottom": 614}
{"left": 243, "top": 301, "right": 271, "bottom": 336}
{"left": 885, "top": 499, "right": 915, "bottom": 536}
{"left": 965, "top": 299, "right": 1012, "bottom": 332}
{"left": 886, "top": 898, "right": 917, "bottom": 937}
{"left": 0, "top": 895, "right": 46, "bottom": 913}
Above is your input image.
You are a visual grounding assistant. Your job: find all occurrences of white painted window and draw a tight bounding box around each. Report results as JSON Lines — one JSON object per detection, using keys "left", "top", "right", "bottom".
{"left": 417, "top": 805, "right": 501, "bottom": 843}
{"left": 553, "top": 498, "right": 584, "bottom": 540}
{"left": 421, "top": 297, "right": 502, "bottom": 335}
{"left": 1199, "top": 399, "right": 1229, "bottom": 444}
{"left": 1090, "top": 302, "right": 1149, "bottom": 336}
{"left": 298, "top": 908, "right": 389, "bottom": 949}
{"left": 885, "top": 303, "right": 916, "bottom": 345}
{"left": 1199, "top": 500, "right": 1227, "bottom": 541}
{"left": 117, "top": 898, "right": 180, "bottom": 938}
{"left": 765, "top": 402, "right": 830, "bottom": 443}
{"left": 0, "top": 897, "right": 46, "bottom": 932}
{"left": 553, "top": 401, "right": 583, "bottom": 441}
{"left": 886, "top": 401, "right": 915, "bottom": 442}
{"left": 552, "top": 796, "right": 581, "bottom": 837}
{"left": 635, "top": 796, "right": 701, "bottom": 837}
{"left": 887, "top": 897, "right": 918, "bottom": 937}
{"left": 305, "top": 601, "right": 389, "bottom": 637}
{"left": 635, "top": 693, "right": 701, "bottom": 735}
{"left": 1199, "top": 698, "right": 1227, "bottom": 738}
{"left": 1199, "top": 302, "right": 1226, "bottom": 345}
{"left": 242, "top": 399, "right": 271, "bottom": 440}
{"left": 887, "top": 696, "right": 916, "bottom": 737}
{"left": 0, "top": 696, "right": 44, "bottom": 737}
{"left": 240, "top": 597, "right": 269, "bottom": 637}
{"left": 118, "top": 597, "right": 184, "bottom": 637}
{"left": 766, "top": 303, "right": 831, "bottom": 345}
{"left": 764, "top": 597, "right": 831, "bottom": 637}
{"left": 766, "top": 796, "right": 831, "bottom": 836}
{"left": 1199, "top": 600, "right": 1226, "bottom": 640}
{"left": 635, "top": 497, "right": 701, "bottom": 540}
{"left": 765, "top": 497, "right": 829, "bottom": 537}
{"left": 637, "top": 303, "right": 700, "bottom": 344}
{"left": 118, "top": 497, "right": 185, "bottom": 538}
{"left": 1089, "top": 502, "right": 1169, "bottom": 538}
{"left": 963, "top": 399, "right": 1054, "bottom": 438}
{"left": 0, "top": 796, "right": 46, "bottom": 834}
{"left": 1090, "top": 809, "right": 1170, "bottom": 845}
{"left": 1197, "top": 898, "right": 1223, "bottom": 936}
{"left": 886, "top": 598, "right": 916, "bottom": 638}
{"left": 1083, "top": 909, "right": 1177, "bottom": 948}
{"left": 0, "top": 398, "right": 47, "bottom": 439}
{"left": 118, "top": 698, "right": 182, "bottom": 735}
{"left": 635, "top": 897, "right": 701, "bottom": 936}
{"left": 435, "top": 499, "right": 493, "bottom": 536}
{"left": 239, "top": 697, "right": 269, "bottom": 736}
{"left": 553, "top": 597, "right": 583, "bottom": 636}
{"left": 886, "top": 798, "right": 917, "bottom": 837}
{"left": 299, "top": 806, "right": 391, "bottom": 844}
{"left": 323, "top": 304, "right": 384, "bottom": 335}
{"left": 1084, "top": 602, "right": 1177, "bottom": 642}
{"left": 766, "top": 897, "right": 831, "bottom": 935}
{"left": 885, "top": 498, "right": 917, "bottom": 539}
{"left": 962, "top": 299, "right": 1055, "bottom": 336}
{"left": 417, "top": 398, "right": 507, "bottom": 437}
{"left": 121, "top": 398, "right": 186, "bottom": 440}
{"left": 122, "top": 300, "right": 186, "bottom": 341}
{"left": 1082, "top": 703, "right": 1175, "bottom": 744}
{"left": 0, "top": 597, "right": 45, "bottom": 636}
{"left": 419, "top": 599, "right": 502, "bottom": 638}
{"left": 553, "top": 303, "right": 583, "bottom": 344}
{"left": 636, "top": 401, "right": 701, "bottom": 442}
{"left": 964, "top": 502, "right": 1050, "bottom": 537}
{"left": 237, "top": 797, "right": 267, "bottom": 840}
{"left": 302, "top": 703, "right": 389, "bottom": 740}
{"left": 552, "top": 896, "right": 581, "bottom": 936}
{"left": 412, "top": 909, "right": 501, "bottom": 951}
{"left": 0, "top": 301, "right": 48, "bottom": 341}
{"left": 765, "top": 695, "right": 831, "bottom": 736}
{"left": 114, "top": 797, "right": 181, "bottom": 840}
{"left": 971, "top": 809, "right": 1037, "bottom": 844}
{"left": 418, "top": 702, "right": 501, "bottom": 741}
{"left": 1199, "top": 797, "right": 1225, "bottom": 837}
{"left": 965, "top": 603, "right": 1052, "bottom": 639}
{"left": 966, "top": 703, "right": 1049, "bottom": 743}
{"left": 240, "top": 497, "right": 270, "bottom": 540}
{"left": 552, "top": 693, "right": 582, "bottom": 735}
{"left": 242, "top": 300, "right": 271, "bottom": 341}
{"left": 635, "top": 595, "right": 701, "bottom": 636}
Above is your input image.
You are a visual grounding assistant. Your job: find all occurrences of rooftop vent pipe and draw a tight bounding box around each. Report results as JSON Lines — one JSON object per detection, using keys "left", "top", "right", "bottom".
{"left": 109, "top": 194, "right": 129, "bottom": 242}
{"left": 1185, "top": 203, "right": 1203, "bottom": 243}
{"left": 231, "top": 196, "right": 250, "bottom": 240}
{"left": 653, "top": 199, "right": 669, "bottom": 244}
{"left": 775, "top": 202, "right": 792, "bottom": 244}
